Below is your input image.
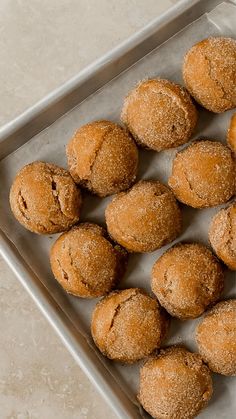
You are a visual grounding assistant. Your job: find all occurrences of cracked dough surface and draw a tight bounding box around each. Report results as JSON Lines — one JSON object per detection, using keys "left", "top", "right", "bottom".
{"left": 209, "top": 202, "right": 236, "bottom": 270}
{"left": 121, "top": 78, "right": 197, "bottom": 151}
{"left": 183, "top": 37, "right": 236, "bottom": 113}
{"left": 66, "top": 120, "right": 138, "bottom": 197}
{"left": 139, "top": 346, "right": 213, "bottom": 419}
{"left": 9, "top": 161, "right": 82, "bottom": 234}
{"left": 196, "top": 299, "right": 236, "bottom": 376}
{"left": 105, "top": 180, "right": 182, "bottom": 253}
{"left": 50, "top": 223, "right": 127, "bottom": 298}
{"left": 151, "top": 243, "right": 224, "bottom": 319}
{"left": 168, "top": 140, "right": 236, "bottom": 208}
{"left": 91, "top": 288, "right": 169, "bottom": 363}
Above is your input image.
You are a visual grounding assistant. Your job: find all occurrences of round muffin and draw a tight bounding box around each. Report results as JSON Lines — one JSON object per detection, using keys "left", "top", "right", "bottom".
{"left": 121, "top": 78, "right": 197, "bottom": 151}
{"left": 50, "top": 223, "right": 127, "bottom": 298}
{"left": 91, "top": 288, "right": 169, "bottom": 363}
{"left": 9, "top": 161, "right": 81, "bottom": 234}
{"left": 227, "top": 112, "right": 236, "bottom": 153}
{"left": 168, "top": 140, "right": 235, "bottom": 208}
{"left": 139, "top": 346, "right": 213, "bottom": 419}
{"left": 66, "top": 120, "right": 138, "bottom": 197}
{"left": 151, "top": 243, "right": 224, "bottom": 319}
{"left": 196, "top": 299, "right": 236, "bottom": 376}
{"left": 183, "top": 37, "right": 236, "bottom": 113}
{"left": 209, "top": 202, "right": 236, "bottom": 270}
{"left": 105, "top": 180, "right": 182, "bottom": 253}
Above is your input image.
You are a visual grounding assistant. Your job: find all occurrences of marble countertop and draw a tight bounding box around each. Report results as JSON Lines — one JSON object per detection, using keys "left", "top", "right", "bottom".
{"left": 0, "top": 1, "right": 177, "bottom": 418}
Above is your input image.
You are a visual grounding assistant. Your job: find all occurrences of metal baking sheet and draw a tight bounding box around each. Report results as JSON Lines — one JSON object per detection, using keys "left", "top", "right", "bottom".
{"left": 0, "top": 0, "right": 236, "bottom": 417}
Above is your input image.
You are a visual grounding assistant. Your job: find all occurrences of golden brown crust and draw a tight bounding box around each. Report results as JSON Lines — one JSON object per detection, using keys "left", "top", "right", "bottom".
{"left": 105, "top": 180, "right": 182, "bottom": 253}
{"left": 50, "top": 223, "right": 127, "bottom": 298}
{"left": 66, "top": 120, "right": 138, "bottom": 197}
{"left": 91, "top": 288, "right": 169, "bottom": 363}
{"left": 121, "top": 78, "right": 197, "bottom": 151}
{"left": 209, "top": 202, "right": 236, "bottom": 270}
{"left": 196, "top": 299, "right": 236, "bottom": 376}
{"left": 227, "top": 113, "right": 236, "bottom": 153}
{"left": 183, "top": 37, "right": 236, "bottom": 113}
{"left": 9, "top": 161, "right": 81, "bottom": 234}
{"left": 138, "top": 346, "right": 213, "bottom": 419}
{"left": 168, "top": 140, "right": 236, "bottom": 208}
{"left": 151, "top": 243, "right": 224, "bottom": 319}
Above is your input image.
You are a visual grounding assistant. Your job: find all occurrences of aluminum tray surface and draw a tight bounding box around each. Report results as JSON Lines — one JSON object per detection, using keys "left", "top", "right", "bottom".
{"left": 0, "top": 1, "right": 236, "bottom": 418}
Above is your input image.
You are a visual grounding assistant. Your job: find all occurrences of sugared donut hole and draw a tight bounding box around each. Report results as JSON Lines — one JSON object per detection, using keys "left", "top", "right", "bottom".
{"left": 121, "top": 78, "right": 197, "bottom": 151}
{"left": 66, "top": 120, "right": 138, "bottom": 197}
{"left": 9, "top": 161, "right": 82, "bottom": 234}
{"left": 168, "top": 140, "right": 235, "bottom": 208}
{"left": 50, "top": 223, "right": 127, "bottom": 298}
{"left": 105, "top": 180, "right": 182, "bottom": 253}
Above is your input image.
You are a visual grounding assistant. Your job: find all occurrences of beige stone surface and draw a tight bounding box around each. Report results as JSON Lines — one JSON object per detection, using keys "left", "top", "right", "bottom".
{"left": 0, "top": 1, "right": 177, "bottom": 418}
{"left": 0, "top": 259, "right": 116, "bottom": 419}
{"left": 0, "top": 0, "right": 175, "bottom": 127}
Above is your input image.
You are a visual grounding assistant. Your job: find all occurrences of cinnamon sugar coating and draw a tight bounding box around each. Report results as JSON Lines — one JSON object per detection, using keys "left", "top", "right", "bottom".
{"left": 139, "top": 346, "right": 212, "bottom": 419}
{"left": 50, "top": 223, "right": 127, "bottom": 298}
{"left": 66, "top": 120, "right": 138, "bottom": 197}
{"left": 121, "top": 78, "right": 197, "bottom": 151}
{"left": 209, "top": 202, "right": 236, "bottom": 270}
{"left": 105, "top": 180, "right": 182, "bottom": 253}
{"left": 196, "top": 299, "right": 236, "bottom": 376}
{"left": 168, "top": 140, "right": 235, "bottom": 208}
{"left": 183, "top": 37, "right": 236, "bottom": 113}
{"left": 227, "top": 113, "right": 236, "bottom": 153}
{"left": 9, "top": 161, "right": 81, "bottom": 234}
{"left": 91, "top": 288, "right": 169, "bottom": 363}
{"left": 151, "top": 243, "right": 224, "bottom": 320}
